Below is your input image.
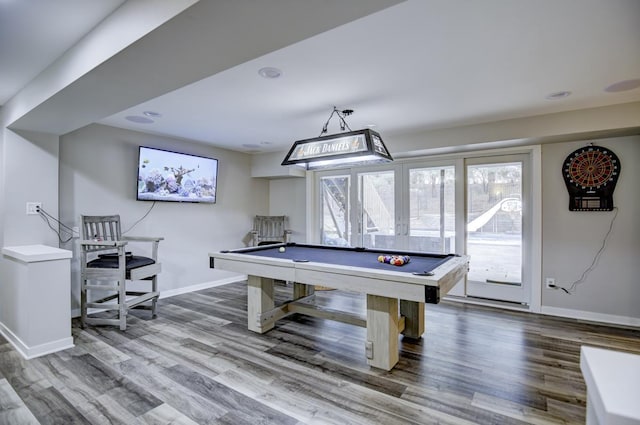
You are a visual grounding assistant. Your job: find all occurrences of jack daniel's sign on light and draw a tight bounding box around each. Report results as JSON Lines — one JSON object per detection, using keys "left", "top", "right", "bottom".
{"left": 282, "top": 129, "right": 392, "bottom": 170}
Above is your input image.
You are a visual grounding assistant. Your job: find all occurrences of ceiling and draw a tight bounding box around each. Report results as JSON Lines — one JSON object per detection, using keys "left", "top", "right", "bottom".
{"left": 0, "top": 0, "right": 126, "bottom": 106}
{"left": 2, "top": 0, "right": 640, "bottom": 155}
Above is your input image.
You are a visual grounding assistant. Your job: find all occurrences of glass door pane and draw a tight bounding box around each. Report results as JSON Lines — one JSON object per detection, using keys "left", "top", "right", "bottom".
{"left": 408, "top": 166, "right": 455, "bottom": 253}
{"left": 466, "top": 159, "right": 525, "bottom": 303}
{"left": 320, "top": 175, "right": 351, "bottom": 246}
{"left": 357, "top": 171, "right": 395, "bottom": 249}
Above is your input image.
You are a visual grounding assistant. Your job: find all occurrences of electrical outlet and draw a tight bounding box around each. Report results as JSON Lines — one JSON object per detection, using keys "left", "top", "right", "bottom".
{"left": 26, "top": 202, "right": 42, "bottom": 215}
{"left": 545, "top": 277, "right": 556, "bottom": 288}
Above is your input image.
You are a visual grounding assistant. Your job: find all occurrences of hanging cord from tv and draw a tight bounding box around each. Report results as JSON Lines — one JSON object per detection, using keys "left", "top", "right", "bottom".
{"left": 37, "top": 207, "right": 75, "bottom": 243}
{"left": 555, "top": 207, "right": 619, "bottom": 294}
{"left": 122, "top": 201, "right": 156, "bottom": 234}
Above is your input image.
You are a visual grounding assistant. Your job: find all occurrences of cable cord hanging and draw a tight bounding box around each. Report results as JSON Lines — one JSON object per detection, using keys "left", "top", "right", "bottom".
{"left": 37, "top": 202, "right": 156, "bottom": 242}
{"left": 557, "top": 207, "right": 619, "bottom": 294}
{"left": 37, "top": 207, "right": 74, "bottom": 243}
{"left": 122, "top": 201, "right": 156, "bottom": 234}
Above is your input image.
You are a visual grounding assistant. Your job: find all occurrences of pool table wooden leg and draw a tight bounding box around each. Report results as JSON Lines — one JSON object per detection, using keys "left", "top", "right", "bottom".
{"left": 400, "top": 300, "right": 425, "bottom": 339}
{"left": 366, "top": 294, "right": 400, "bottom": 371}
{"left": 247, "top": 275, "right": 274, "bottom": 333}
{"left": 293, "top": 282, "right": 315, "bottom": 299}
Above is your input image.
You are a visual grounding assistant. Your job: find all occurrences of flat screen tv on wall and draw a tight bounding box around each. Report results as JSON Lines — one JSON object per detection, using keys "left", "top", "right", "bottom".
{"left": 137, "top": 146, "right": 218, "bottom": 203}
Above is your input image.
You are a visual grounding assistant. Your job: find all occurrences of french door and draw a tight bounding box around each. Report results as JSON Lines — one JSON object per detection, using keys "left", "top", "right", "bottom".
{"left": 319, "top": 168, "right": 397, "bottom": 248}
{"left": 403, "top": 164, "right": 456, "bottom": 254}
{"left": 316, "top": 152, "right": 533, "bottom": 305}
{"left": 320, "top": 173, "right": 351, "bottom": 246}
{"left": 318, "top": 163, "right": 455, "bottom": 252}
{"left": 465, "top": 155, "right": 530, "bottom": 304}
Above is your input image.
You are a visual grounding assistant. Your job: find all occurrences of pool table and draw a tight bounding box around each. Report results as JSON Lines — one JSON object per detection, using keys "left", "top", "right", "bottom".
{"left": 209, "top": 243, "right": 469, "bottom": 370}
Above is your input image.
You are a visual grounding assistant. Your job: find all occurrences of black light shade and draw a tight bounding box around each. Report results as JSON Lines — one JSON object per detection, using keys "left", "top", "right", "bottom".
{"left": 281, "top": 128, "right": 393, "bottom": 170}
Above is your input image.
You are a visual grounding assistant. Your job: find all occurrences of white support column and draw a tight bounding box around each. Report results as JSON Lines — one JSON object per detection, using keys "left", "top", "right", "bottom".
{"left": 0, "top": 245, "right": 74, "bottom": 359}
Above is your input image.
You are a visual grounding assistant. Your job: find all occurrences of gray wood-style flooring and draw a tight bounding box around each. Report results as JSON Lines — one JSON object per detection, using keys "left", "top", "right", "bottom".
{"left": 1, "top": 281, "right": 639, "bottom": 424}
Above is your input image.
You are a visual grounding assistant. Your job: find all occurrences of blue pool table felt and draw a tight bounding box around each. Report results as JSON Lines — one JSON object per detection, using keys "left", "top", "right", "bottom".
{"left": 239, "top": 244, "right": 454, "bottom": 275}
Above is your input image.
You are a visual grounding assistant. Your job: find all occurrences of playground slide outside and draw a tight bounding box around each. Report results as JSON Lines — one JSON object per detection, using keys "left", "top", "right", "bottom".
{"left": 468, "top": 197, "right": 521, "bottom": 232}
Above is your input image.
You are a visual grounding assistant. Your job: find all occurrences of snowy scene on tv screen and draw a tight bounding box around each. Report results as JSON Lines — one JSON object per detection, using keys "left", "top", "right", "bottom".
{"left": 137, "top": 147, "right": 217, "bottom": 203}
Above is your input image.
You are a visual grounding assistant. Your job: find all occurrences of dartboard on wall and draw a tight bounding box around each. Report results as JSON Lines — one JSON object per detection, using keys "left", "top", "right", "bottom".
{"left": 562, "top": 145, "right": 621, "bottom": 211}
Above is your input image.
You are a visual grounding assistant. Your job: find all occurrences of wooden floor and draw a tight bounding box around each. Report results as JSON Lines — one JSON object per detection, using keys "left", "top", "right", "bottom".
{"left": 2, "top": 282, "right": 640, "bottom": 425}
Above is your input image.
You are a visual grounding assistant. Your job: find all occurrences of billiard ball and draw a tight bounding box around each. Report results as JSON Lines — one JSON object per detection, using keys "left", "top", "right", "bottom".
{"left": 279, "top": 247, "right": 286, "bottom": 253}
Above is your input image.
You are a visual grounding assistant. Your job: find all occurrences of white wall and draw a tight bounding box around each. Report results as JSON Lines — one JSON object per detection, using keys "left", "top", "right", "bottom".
{"left": 0, "top": 131, "right": 4, "bottom": 249}
{"left": 59, "top": 124, "right": 269, "bottom": 311}
{"left": 0, "top": 129, "right": 61, "bottom": 336}
{"left": 251, "top": 150, "right": 308, "bottom": 241}
{"left": 269, "top": 178, "right": 307, "bottom": 243}
{"left": 388, "top": 102, "right": 640, "bottom": 158}
{"left": 2, "top": 129, "right": 60, "bottom": 247}
{"left": 541, "top": 135, "right": 640, "bottom": 322}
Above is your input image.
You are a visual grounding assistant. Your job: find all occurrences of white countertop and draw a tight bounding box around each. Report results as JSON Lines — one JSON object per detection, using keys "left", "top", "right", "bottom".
{"left": 2, "top": 244, "right": 72, "bottom": 263}
{"left": 580, "top": 346, "right": 640, "bottom": 425}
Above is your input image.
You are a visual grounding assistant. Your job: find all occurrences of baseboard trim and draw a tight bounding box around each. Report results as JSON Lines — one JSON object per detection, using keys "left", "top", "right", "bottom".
{"left": 159, "top": 275, "right": 247, "bottom": 299}
{"left": 0, "top": 322, "right": 74, "bottom": 359}
{"left": 444, "top": 295, "right": 531, "bottom": 312}
{"left": 540, "top": 306, "right": 640, "bottom": 328}
{"left": 71, "top": 275, "right": 248, "bottom": 318}
{"left": 445, "top": 296, "right": 639, "bottom": 328}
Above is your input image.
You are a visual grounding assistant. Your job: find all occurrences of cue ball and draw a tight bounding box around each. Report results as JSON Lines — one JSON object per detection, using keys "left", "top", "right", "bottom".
{"left": 279, "top": 247, "right": 286, "bottom": 253}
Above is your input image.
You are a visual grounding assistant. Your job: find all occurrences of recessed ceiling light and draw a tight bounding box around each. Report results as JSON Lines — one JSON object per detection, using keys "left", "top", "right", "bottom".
{"left": 545, "top": 91, "right": 572, "bottom": 100}
{"left": 143, "top": 111, "right": 162, "bottom": 118}
{"left": 125, "top": 115, "right": 154, "bottom": 124}
{"left": 604, "top": 78, "right": 640, "bottom": 93}
{"left": 365, "top": 123, "right": 377, "bottom": 128}
{"left": 258, "top": 67, "right": 282, "bottom": 79}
